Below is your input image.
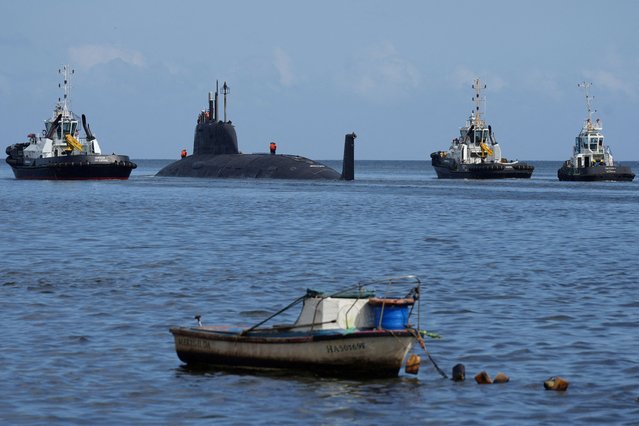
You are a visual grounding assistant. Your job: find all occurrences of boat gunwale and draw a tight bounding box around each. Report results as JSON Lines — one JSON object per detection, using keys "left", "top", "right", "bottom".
{"left": 170, "top": 326, "right": 414, "bottom": 344}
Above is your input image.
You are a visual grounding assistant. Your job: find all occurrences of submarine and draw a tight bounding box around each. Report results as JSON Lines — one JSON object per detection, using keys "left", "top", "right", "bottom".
{"left": 156, "top": 82, "right": 356, "bottom": 180}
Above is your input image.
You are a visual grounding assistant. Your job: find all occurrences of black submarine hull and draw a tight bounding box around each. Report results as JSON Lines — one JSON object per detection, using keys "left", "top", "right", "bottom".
{"left": 155, "top": 84, "right": 356, "bottom": 180}
{"left": 557, "top": 164, "right": 635, "bottom": 181}
{"left": 6, "top": 154, "right": 136, "bottom": 180}
{"left": 156, "top": 153, "right": 342, "bottom": 179}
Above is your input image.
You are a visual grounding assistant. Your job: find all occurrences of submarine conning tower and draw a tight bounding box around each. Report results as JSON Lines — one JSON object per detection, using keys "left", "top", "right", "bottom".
{"left": 193, "top": 81, "right": 239, "bottom": 155}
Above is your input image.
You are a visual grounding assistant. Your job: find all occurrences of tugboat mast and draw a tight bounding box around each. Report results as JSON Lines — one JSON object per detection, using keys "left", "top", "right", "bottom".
{"left": 58, "top": 65, "right": 74, "bottom": 115}
{"left": 471, "top": 78, "right": 486, "bottom": 127}
{"left": 578, "top": 81, "right": 596, "bottom": 129}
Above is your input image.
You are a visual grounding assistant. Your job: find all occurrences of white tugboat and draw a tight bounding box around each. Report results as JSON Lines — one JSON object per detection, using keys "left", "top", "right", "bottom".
{"left": 430, "top": 78, "right": 534, "bottom": 179}
{"left": 557, "top": 82, "right": 634, "bottom": 182}
{"left": 5, "top": 66, "right": 136, "bottom": 180}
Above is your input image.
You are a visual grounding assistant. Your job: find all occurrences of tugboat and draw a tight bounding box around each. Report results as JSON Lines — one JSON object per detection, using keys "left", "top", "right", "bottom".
{"left": 557, "top": 82, "right": 634, "bottom": 182}
{"left": 430, "top": 78, "right": 534, "bottom": 179}
{"left": 5, "top": 66, "right": 136, "bottom": 180}
{"left": 156, "top": 81, "right": 356, "bottom": 180}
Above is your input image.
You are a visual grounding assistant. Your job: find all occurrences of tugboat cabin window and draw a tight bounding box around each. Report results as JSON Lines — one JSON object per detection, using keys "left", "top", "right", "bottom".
{"left": 474, "top": 130, "right": 487, "bottom": 145}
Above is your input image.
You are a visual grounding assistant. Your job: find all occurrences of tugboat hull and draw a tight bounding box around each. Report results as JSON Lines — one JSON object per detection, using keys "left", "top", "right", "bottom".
{"left": 431, "top": 155, "right": 533, "bottom": 179}
{"left": 557, "top": 165, "right": 635, "bottom": 182}
{"left": 6, "top": 154, "right": 136, "bottom": 180}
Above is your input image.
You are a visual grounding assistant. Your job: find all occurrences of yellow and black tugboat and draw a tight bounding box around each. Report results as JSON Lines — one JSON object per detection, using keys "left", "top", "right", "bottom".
{"left": 430, "top": 78, "right": 533, "bottom": 179}
{"left": 5, "top": 66, "right": 136, "bottom": 180}
{"left": 557, "top": 82, "right": 634, "bottom": 182}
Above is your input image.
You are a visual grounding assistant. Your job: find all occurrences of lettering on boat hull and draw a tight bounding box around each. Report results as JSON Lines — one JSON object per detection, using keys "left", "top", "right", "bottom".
{"left": 325, "top": 342, "right": 366, "bottom": 354}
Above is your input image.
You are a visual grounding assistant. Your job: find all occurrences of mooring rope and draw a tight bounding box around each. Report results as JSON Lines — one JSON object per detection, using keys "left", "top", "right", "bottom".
{"left": 409, "top": 328, "right": 448, "bottom": 379}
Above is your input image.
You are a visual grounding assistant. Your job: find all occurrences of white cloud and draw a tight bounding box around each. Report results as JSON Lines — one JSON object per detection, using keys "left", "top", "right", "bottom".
{"left": 522, "top": 69, "right": 563, "bottom": 101}
{"left": 449, "top": 67, "right": 507, "bottom": 92}
{"left": 339, "top": 41, "right": 421, "bottom": 101}
{"left": 582, "top": 69, "right": 636, "bottom": 98}
{"left": 68, "top": 44, "right": 145, "bottom": 70}
{"left": 273, "top": 47, "right": 295, "bottom": 87}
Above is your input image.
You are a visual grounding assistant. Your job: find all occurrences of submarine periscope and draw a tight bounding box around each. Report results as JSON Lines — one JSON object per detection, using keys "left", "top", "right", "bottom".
{"left": 156, "top": 81, "right": 356, "bottom": 180}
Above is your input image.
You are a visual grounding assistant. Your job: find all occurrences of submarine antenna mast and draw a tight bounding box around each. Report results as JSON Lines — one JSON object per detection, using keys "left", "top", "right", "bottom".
{"left": 471, "top": 78, "right": 486, "bottom": 127}
{"left": 578, "top": 81, "right": 595, "bottom": 128}
{"left": 208, "top": 91, "right": 214, "bottom": 121}
{"left": 214, "top": 80, "right": 219, "bottom": 122}
{"left": 222, "top": 81, "right": 230, "bottom": 122}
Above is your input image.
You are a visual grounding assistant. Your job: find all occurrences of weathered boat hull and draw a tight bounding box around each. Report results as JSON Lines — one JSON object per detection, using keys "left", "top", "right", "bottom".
{"left": 6, "top": 154, "right": 136, "bottom": 180}
{"left": 171, "top": 326, "right": 415, "bottom": 378}
{"left": 431, "top": 155, "right": 534, "bottom": 179}
{"left": 557, "top": 164, "right": 635, "bottom": 182}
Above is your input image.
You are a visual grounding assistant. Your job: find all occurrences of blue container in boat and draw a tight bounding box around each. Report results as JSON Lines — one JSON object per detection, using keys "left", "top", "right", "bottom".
{"left": 372, "top": 304, "right": 410, "bottom": 330}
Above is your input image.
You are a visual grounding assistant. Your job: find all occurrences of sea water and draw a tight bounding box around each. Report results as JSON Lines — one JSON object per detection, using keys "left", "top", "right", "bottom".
{"left": 1, "top": 160, "right": 638, "bottom": 424}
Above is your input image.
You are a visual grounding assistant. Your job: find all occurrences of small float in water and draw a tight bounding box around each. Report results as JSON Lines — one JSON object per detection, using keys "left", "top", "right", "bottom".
{"left": 170, "top": 275, "right": 438, "bottom": 378}
{"left": 430, "top": 78, "right": 534, "bottom": 179}
{"left": 5, "top": 66, "right": 136, "bottom": 180}
{"left": 557, "top": 82, "right": 634, "bottom": 182}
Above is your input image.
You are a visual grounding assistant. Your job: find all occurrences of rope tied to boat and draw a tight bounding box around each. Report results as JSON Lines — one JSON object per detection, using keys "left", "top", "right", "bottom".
{"left": 240, "top": 294, "right": 307, "bottom": 336}
{"left": 408, "top": 328, "right": 448, "bottom": 379}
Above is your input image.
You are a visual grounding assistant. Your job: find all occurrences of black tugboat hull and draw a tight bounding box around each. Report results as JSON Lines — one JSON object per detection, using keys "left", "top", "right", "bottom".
{"left": 6, "top": 154, "right": 136, "bottom": 180}
{"left": 156, "top": 153, "right": 341, "bottom": 180}
{"left": 431, "top": 155, "right": 534, "bottom": 179}
{"left": 557, "top": 165, "right": 635, "bottom": 182}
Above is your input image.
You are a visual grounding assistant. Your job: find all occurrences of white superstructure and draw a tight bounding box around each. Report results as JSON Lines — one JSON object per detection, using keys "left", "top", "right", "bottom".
{"left": 20, "top": 65, "right": 102, "bottom": 164}
{"left": 565, "top": 82, "right": 614, "bottom": 169}
{"left": 444, "top": 78, "right": 506, "bottom": 165}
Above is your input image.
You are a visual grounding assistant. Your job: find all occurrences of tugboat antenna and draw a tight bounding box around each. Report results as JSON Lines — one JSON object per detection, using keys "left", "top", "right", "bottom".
{"left": 578, "top": 81, "right": 596, "bottom": 125}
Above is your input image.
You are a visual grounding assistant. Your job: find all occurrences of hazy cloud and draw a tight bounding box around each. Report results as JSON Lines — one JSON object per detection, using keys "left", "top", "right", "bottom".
{"left": 340, "top": 41, "right": 420, "bottom": 101}
{"left": 450, "top": 67, "right": 507, "bottom": 92}
{"left": 522, "top": 70, "right": 563, "bottom": 101}
{"left": 68, "top": 44, "right": 146, "bottom": 70}
{"left": 582, "top": 69, "right": 637, "bottom": 98}
{"left": 273, "top": 47, "right": 296, "bottom": 87}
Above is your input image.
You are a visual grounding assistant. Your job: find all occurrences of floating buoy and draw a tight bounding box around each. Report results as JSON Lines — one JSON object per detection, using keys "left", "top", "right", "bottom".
{"left": 493, "top": 372, "right": 510, "bottom": 383}
{"left": 474, "top": 371, "right": 492, "bottom": 384}
{"left": 404, "top": 354, "right": 420, "bottom": 375}
{"left": 452, "top": 363, "right": 465, "bottom": 382}
{"left": 544, "top": 376, "right": 569, "bottom": 391}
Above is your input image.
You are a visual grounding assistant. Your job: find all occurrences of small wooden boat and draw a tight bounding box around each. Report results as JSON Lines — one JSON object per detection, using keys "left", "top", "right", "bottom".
{"left": 170, "top": 276, "right": 429, "bottom": 378}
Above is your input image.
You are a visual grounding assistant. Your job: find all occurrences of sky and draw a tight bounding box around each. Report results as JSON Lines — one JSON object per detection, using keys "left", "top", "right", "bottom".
{"left": 1, "top": 0, "right": 638, "bottom": 161}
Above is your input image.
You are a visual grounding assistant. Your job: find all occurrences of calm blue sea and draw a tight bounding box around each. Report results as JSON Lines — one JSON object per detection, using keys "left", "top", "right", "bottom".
{"left": 1, "top": 160, "right": 638, "bottom": 425}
